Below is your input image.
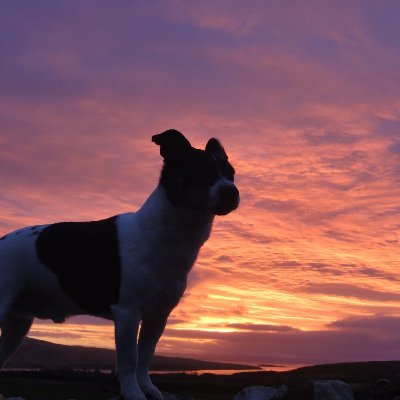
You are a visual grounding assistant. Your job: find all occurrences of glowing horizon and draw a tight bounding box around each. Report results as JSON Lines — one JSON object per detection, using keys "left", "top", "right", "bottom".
{"left": 1, "top": 1, "right": 400, "bottom": 365}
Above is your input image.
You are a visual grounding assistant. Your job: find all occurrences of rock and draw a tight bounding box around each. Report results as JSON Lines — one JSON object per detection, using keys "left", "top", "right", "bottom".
{"left": 376, "top": 378, "right": 391, "bottom": 387}
{"left": 313, "top": 380, "right": 354, "bottom": 400}
{"left": 276, "top": 384, "right": 288, "bottom": 398}
{"left": 233, "top": 385, "right": 287, "bottom": 400}
{"left": 370, "top": 378, "right": 394, "bottom": 400}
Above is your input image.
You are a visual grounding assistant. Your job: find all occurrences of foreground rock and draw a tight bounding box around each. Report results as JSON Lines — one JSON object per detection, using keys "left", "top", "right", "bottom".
{"left": 6, "top": 398, "right": 29, "bottom": 400}
{"left": 233, "top": 384, "right": 288, "bottom": 400}
{"left": 313, "top": 380, "right": 354, "bottom": 400}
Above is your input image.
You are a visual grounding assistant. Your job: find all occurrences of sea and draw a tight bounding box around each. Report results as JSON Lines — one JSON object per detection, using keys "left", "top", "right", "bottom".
{"left": 150, "top": 363, "right": 308, "bottom": 375}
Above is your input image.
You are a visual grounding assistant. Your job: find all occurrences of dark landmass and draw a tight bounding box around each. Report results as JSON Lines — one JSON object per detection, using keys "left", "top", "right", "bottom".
{"left": 1, "top": 361, "right": 400, "bottom": 400}
{"left": 7, "top": 338, "right": 259, "bottom": 371}
{"left": 258, "top": 363, "right": 284, "bottom": 368}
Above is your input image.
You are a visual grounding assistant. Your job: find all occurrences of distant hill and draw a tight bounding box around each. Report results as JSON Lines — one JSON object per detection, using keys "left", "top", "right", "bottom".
{"left": 6, "top": 338, "right": 259, "bottom": 371}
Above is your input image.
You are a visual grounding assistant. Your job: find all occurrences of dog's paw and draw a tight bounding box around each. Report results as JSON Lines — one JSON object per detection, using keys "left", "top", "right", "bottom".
{"left": 142, "top": 383, "right": 163, "bottom": 400}
{"left": 117, "top": 391, "right": 148, "bottom": 400}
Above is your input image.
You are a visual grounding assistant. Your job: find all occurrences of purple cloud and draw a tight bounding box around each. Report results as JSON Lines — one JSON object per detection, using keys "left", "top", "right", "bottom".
{"left": 300, "top": 283, "right": 400, "bottom": 302}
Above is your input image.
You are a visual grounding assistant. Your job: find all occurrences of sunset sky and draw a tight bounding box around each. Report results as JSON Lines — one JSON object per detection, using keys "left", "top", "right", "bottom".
{"left": 1, "top": 1, "right": 400, "bottom": 366}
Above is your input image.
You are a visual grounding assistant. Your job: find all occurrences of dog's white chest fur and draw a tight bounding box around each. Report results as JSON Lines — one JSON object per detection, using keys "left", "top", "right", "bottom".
{"left": 118, "top": 186, "right": 213, "bottom": 314}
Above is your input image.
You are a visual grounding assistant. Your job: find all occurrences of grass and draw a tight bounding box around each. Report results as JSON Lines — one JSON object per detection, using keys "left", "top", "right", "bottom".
{"left": 0, "top": 371, "right": 117, "bottom": 400}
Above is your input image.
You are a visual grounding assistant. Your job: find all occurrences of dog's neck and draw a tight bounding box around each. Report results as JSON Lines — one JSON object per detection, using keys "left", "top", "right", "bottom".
{"left": 136, "top": 185, "right": 214, "bottom": 249}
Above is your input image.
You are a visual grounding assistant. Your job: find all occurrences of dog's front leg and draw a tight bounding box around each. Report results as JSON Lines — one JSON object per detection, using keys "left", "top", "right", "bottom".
{"left": 112, "top": 306, "right": 146, "bottom": 400}
{"left": 137, "top": 312, "right": 169, "bottom": 400}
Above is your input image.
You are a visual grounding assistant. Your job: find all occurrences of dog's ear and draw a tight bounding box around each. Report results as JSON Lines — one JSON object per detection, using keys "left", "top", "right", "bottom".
{"left": 152, "top": 129, "right": 192, "bottom": 159}
{"left": 205, "top": 138, "right": 228, "bottom": 159}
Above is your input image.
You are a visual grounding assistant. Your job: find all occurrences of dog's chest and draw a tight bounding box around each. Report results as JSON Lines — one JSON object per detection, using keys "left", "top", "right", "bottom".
{"left": 117, "top": 212, "right": 210, "bottom": 312}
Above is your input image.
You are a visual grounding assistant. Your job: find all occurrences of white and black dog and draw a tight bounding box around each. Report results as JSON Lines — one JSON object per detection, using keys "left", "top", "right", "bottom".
{"left": 0, "top": 129, "right": 239, "bottom": 400}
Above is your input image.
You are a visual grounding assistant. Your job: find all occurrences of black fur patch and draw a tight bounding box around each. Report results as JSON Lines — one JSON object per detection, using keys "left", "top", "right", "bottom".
{"left": 159, "top": 149, "right": 219, "bottom": 207}
{"left": 35, "top": 216, "right": 121, "bottom": 315}
{"left": 159, "top": 147, "right": 236, "bottom": 210}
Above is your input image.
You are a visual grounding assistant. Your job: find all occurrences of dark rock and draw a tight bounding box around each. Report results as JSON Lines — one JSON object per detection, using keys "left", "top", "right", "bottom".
{"left": 233, "top": 385, "right": 288, "bottom": 400}
{"left": 376, "top": 379, "right": 391, "bottom": 388}
{"left": 313, "top": 380, "right": 354, "bottom": 400}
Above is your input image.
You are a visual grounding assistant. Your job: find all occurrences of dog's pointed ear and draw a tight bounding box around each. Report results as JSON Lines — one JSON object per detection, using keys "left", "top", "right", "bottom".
{"left": 205, "top": 138, "right": 228, "bottom": 159}
{"left": 152, "top": 129, "right": 192, "bottom": 159}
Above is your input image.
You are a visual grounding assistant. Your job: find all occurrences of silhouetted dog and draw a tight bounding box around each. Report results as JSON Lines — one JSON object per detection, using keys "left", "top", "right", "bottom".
{"left": 0, "top": 129, "right": 239, "bottom": 400}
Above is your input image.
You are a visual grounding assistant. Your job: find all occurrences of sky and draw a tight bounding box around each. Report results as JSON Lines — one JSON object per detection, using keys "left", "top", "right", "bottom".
{"left": 1, "top": 1, "right": 400, "bottom": 366}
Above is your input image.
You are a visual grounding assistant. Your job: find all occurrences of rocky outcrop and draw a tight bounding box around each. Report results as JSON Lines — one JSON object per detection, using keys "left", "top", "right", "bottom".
{"left": 232, "top": 381, "right": 356, "bottom": 400}
{"left": 5, "top": 398, "right": 30, "bottom": 400}
{"left": 233, "top": 385, "right": 288, "bottom": 400}
{"left": 313, "top": 380, "right": 354, "bottom": 400}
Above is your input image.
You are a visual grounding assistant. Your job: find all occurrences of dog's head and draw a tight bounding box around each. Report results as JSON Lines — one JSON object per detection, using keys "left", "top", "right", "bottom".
{"left": 152, "top": 129, "right": 239, "bottom": 216}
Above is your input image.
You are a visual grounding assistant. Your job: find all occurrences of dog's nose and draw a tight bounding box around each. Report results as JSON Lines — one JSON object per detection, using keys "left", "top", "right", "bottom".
{"left": 215, "top": 185, "right": 240, "bottom": 215}
{"left": 220, "top": 185, "right": 239, "bottom": 204}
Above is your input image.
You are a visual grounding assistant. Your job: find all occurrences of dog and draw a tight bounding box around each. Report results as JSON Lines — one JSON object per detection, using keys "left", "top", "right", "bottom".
{"left": 0, "top": 129, "right": 239, "bottom": 400}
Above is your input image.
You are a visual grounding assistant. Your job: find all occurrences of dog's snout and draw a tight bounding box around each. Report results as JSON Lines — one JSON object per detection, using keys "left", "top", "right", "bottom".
{"left": 213, "top": 184, "right": 239, "bottom": 215}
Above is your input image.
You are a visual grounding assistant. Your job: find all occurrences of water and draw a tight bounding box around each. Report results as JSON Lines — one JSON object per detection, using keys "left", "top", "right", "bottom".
{"left": 150, "top": 363, "right": 307, "bottom": 375}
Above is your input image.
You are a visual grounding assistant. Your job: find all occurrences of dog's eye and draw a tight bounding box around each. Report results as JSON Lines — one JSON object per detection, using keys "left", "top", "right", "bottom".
{"left": 195, "top": 166, "right": 219, "bottom": 186}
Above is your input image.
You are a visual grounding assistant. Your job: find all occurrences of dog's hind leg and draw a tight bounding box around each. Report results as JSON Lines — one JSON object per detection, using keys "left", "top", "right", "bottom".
{"left": 0, "top": 312, "right": 33, "bottom": 369}
{"left": 0, "top": 255, "right": 23, "bottom": 328}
